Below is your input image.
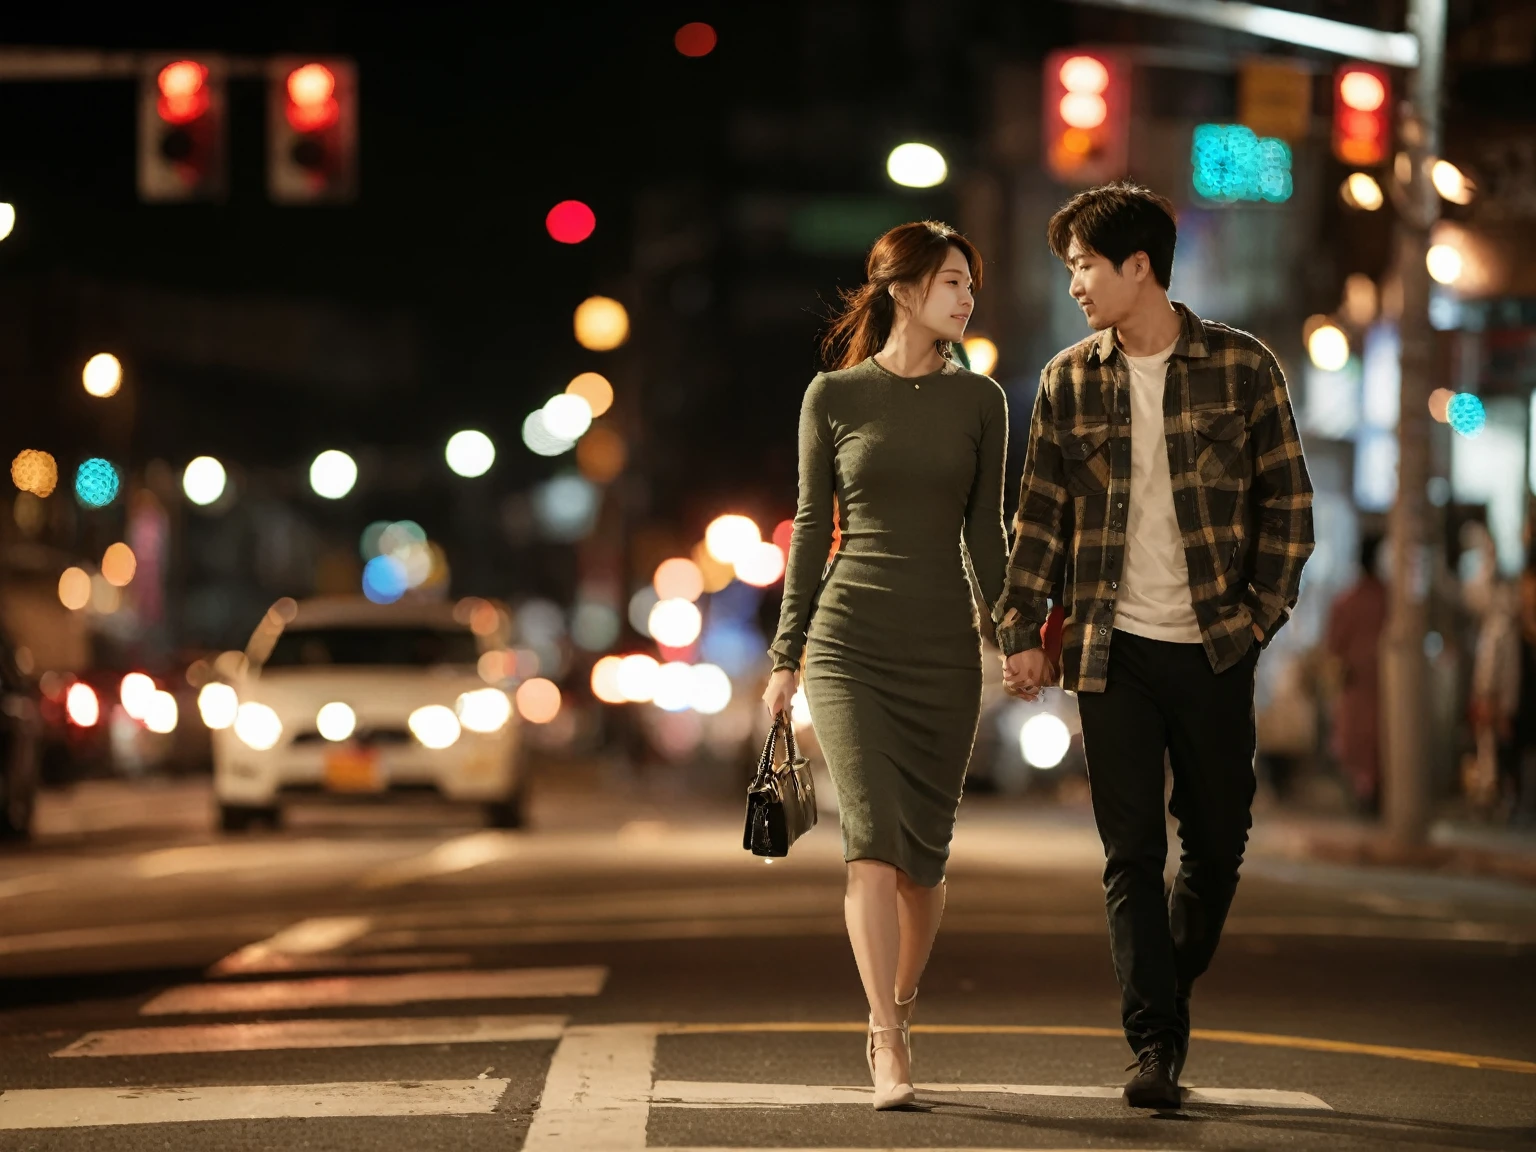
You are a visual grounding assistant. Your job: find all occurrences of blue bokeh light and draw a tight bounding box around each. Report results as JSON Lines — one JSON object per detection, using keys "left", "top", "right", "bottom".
{"left": 362, "top": 554, "right": 408, "bottom": 603}
{"left": 1446, "top": 392, "right": 1486, "bottom": 438}
{"left": 1192, "top": 125, "right": 1293, "bottom": 203}
{"left": 74, "top": 458, "right": 120, "bottom": 508}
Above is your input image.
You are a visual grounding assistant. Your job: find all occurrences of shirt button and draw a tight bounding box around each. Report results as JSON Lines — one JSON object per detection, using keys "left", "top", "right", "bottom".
{"left": 1111, "top": 581, "right": 1118, "bottom": 589}
{"left": 1098, "top": 626, "right": 1108, "bottom": 636}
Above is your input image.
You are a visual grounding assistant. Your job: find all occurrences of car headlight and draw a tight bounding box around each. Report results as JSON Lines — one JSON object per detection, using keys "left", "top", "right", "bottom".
{"left": 408, "top": 704, "right": 461, "bottom": 749}
{"left": 455, "top": 688, "right": 512, "bottom": 733}
{"left": 316, "top": 701, "right": 357, "bottom": 742}
{"left": 234, "top": 702, "right": 283, "bottom": 751}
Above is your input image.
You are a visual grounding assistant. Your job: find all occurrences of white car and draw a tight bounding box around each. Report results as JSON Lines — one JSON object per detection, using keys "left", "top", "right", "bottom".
{"left": 212, "top": 597, "right": 525, "bottom": 832}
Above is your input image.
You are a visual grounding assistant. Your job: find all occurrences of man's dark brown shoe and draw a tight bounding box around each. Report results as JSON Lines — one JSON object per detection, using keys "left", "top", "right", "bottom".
{"left": 1124, "top": 1041, "right": 1182, "bottom": 1109}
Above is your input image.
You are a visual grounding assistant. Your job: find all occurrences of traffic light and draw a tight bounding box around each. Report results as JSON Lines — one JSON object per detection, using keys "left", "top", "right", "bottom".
{"left": 268, "top": 57, "right": 358, "bottom": 203}
{"left": 1332, "top": 63, "right": 1391, "bottom": 166}
{"left": 138, "top": 57, "right": 227, "bottom": 201}
{"left": 1043, "top": 49, "right": 1128, "bottom": 185}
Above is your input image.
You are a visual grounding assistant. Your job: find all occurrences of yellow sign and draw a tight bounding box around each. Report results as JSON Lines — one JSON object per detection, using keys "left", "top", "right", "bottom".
{"left": 1239, "top": 59, "right": 1312, "bottom": 143}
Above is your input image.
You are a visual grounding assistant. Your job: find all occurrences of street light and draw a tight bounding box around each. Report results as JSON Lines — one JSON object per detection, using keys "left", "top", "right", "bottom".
{"left": 1430, "top": 160, "right": 1475, "bottom": 205}
{"left": 182, "top": 456, "right": 227, "bottom": 506}
{"left": 309, "top": 449, "right": 357, "bottom": 499}
{"left": 445, "top": 430, "right": 495, "bottom": 478}
{"left": 886, "top": 143, "right": 947, "bottom": 189}
{"left": 1306, "top": 321, "right": 1350, "bottom": 371}
{"left": 1340, "top": 172, "right": 1384, "bottom": 211}
{"left": 82, "top": 353, "right": 123, "bottom": 398}
{"left": 574, "top": 296, "right": 629, "bottom": 351}
{"left": 1426, "top": 243, "right": 1463, "bottom": 285}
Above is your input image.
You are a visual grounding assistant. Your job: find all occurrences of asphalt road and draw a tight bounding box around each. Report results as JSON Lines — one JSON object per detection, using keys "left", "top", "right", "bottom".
{"left": 0, "top": 772, "right": 1532, "bottom": 1151}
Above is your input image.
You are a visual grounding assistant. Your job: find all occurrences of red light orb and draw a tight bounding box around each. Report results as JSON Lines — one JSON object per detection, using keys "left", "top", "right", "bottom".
{"left": 286, "top": 98, "right": 340, "bottom": 132}
{"left": 287, "top": 63, "right": 336, "bottom": 107}
{"left": 546, "top": 200, "right": 597, "bottom": 245}
{"left": 158, "top": 60, "right": 207, "bottom": 100}
{"left": 772, "top": 519, "right": 794, "bottom": 555}
{"left": 674, "top": 22, "right": 717, "bottom": 58}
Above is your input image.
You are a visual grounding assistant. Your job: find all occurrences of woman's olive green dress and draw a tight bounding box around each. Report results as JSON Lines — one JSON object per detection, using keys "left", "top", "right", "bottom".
{"left": 769, "top": 355, "right": 1010, "bottom": 886}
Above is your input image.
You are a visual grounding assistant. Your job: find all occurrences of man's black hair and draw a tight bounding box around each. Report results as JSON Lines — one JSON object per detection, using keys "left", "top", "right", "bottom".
{"left": 1046, "top": 180, "right": 1178, "bottom": 289}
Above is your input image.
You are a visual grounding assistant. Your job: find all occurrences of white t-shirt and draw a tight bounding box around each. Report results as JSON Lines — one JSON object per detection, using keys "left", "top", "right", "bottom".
{"left": 1113, "top": 338, "right": 1202, "bottom": 644}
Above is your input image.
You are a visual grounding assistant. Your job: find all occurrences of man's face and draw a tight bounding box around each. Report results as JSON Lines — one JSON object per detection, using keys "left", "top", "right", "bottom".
{"left": 1065, "top": 236, "right": 1143, "bottom": 332}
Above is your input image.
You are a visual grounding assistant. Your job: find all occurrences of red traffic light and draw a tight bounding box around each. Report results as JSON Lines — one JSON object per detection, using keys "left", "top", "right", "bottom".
{"left": 546, "top": 200, "right": 596, "bottom": 244}
{"left": 285, "top": 63, "right": 340, "bottom": 131}
{"left": 674, "top": 22, "right": 717, "bottom": 57}
{"left": 156, "top": 60, "right": 209, "bottom": 125}
{"left": 1043, "top": 49, "right": 1127, "bottom": 184}
{"left": 1333, "top": 63, "right": 1390, "bottom": 165}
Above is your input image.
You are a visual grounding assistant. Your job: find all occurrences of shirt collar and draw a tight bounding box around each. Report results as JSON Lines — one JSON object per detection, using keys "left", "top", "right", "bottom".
{"left": 1090, "top": 301, "right": 1209, "bottom": 366}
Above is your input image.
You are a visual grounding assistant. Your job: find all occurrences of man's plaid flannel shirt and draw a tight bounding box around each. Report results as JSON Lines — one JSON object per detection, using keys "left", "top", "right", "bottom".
{"left": 993, "top": 303, "right": 1314, "bottom": 693}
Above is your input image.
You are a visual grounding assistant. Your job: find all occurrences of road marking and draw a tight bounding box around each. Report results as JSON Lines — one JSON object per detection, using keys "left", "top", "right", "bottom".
{"left": 358, "top": 831, "right": 521, "bottom": 890}
{"left": 210, "top": 949, "right": 474, "bottom": 976}
{"left": 0, "top": 915, "right": 287, "bottom": 958}
{"left": 0, "top": 1079, "right": 510, "bottom": 1129}
{"left": 524, "top": 1024, "right": 656, "bottom": 1151}
{"left": 140, "top": 965, "right": 608, "bottom": 1015}
{"left": 53, "top": 1014, "right": 567, "bottom": 1057}
{"left": 208, "top": 916, "right": 372, "bottom": 975}
{"left": 658, "top": 1022, "right": 1536, "bottom": 1075}
{"left": 650, "top": 1080, "right": 1330, "bottom": 1111}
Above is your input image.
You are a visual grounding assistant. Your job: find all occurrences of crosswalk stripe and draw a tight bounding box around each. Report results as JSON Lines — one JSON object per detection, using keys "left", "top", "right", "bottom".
{"left": 52, "top": 1014, "right": 567, "bottom": 1057}
{"left": 209, "top": 916, "right": 372, "bottom": 976}
{"left": 524, "top": 1024, "right": 656, "bottom": 1151}
{"left": 139, "top": 965, "right": 608, "bottom": 1015}
{"left": 0, "top": 1079, "right": 510, "bottom": 1129}
{"left": 650, "top": 1079, "right": 1332, "bottom": 1111}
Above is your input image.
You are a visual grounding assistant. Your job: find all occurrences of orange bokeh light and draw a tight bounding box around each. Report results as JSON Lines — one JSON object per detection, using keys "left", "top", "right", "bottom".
{"left": 515, "top": 677, "right": 562, "bottom": 724}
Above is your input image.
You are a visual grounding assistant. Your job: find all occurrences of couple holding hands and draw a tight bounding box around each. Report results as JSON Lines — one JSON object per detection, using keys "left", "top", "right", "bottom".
{"left": 761, "top": 180, "right": 1315, "bottom": 1110}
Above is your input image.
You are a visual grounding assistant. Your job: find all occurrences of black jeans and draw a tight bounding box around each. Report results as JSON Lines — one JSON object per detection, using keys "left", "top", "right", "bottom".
{"left": 1077, "top": 629, "right": 1258, "bottom": 1055}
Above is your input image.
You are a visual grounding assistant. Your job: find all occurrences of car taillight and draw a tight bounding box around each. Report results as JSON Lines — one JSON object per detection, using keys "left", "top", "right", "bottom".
{"left": 66, "top": 682, "right": 100, "bottom": 727}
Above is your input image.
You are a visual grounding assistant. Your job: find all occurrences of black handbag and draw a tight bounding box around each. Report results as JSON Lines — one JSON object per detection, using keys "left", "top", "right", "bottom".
{"left": 743, "top": 714, "right": 817, "bottom": 857}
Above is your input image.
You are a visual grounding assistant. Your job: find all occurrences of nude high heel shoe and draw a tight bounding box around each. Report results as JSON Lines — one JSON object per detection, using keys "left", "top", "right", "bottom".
{"left": 866, "top": 1018, "right": 915, "bottom": 1110}
{"left": 894, "top": 987, "right": 918, "bottom": 1064}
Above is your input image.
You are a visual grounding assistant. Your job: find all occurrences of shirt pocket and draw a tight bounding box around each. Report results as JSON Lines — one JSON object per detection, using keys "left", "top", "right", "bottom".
{"left": 1058, "top": 422, "right": 1112, "bottom": 496}
{"left": 1192, "top": 409, "right": 1248, "bottom": 487}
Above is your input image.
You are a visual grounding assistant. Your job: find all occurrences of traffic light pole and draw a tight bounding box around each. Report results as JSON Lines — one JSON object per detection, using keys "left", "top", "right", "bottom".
{"left": 1380, "top": 0, "right": 1446, "bottom": 846}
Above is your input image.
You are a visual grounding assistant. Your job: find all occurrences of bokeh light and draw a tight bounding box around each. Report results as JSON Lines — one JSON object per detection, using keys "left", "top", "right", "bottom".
{"left": 1306, "top": 321, "right": 1350, "bottom": 372}
{"left": 74, "top": 458, "right": 120, "bottom": 508}
{"left": 522, "top": 409, "right": 575, "bottom": 456}
{"left": 446, "top": 430, "right": 496, "bottom": 478}
{"left": 1338, "top": 69, "right": 1386, "bottom": 112}
{"left": 0, "top": 203, "right": 13, "bottom": 242}
{"left": 10, "top": 450, "right": 57, "bottom": 497}
{"left": 408, "top": 704, "right": 461, "bottom": 749}
{"left": 316, "top": 701, "right": 357, "bottom": 742}
{"left": 692, "top": 541, "right": 735, "bottom": 593}
{"left": 688, "top": 663, "right": 732, "bottom": 715}
{"left": 1192, "top": 124, "right": 1292, "bottom": 203}
{"left": 1020, "top": 712, "right": 1071, "bottom": 768}
{"left": 362, "top": 554, "right": 408, "bottom": 604}
{"left": 617, "top": 653, "right": 660, "bottom": 702}
{"left": 101, "top": 542, "right": 137, "bottom": 587}
{"left": 457, "top": 687, "right": 513, "bottom": 733}
{"left": 91, "top": 573, "right": 120, "bottom": 615}
{"left": 1059, "top": 54, "right": 1109, "bottom": 94}
{"left": 591, "top": 655, "right": 627, "bottom": 704}
{"left": 886, "top": 142, "right": 947, "bottom": 189}
{"left": 82, "top": 353, "right": 122, "bottom": 398}
{"left": 654, "top": 557, "right": 704, "bottom": 602}
{"left": 571, "top": 601, "right": 620, "bottom": 651}
{"left": 309, "top": 450, "right": 358, "bottom": 499}
{"left": 628, "top": 586, "right": 659, "bottom": 637}
{"left": 234, "top": 702, "right": 283, "bottom": 750}
{"left": 1060, "top": 92, "right": 1107, "bottom": 130}
{"left": 652, "top": 661, "right": 693, "bottom": 712}
{"left": 576, "top": 425, "right": 627, "bottom": 483}
{"left": 1426, "top": 243, "right": 1464, "bottom": 285}
{"left": 66, "top": 681, "right": 100, "bottom": 727}
{"left": 144, "top": 690, "right": 179, "bottom": 735}
{"left": 58, "top": 567, "right": 91, "bottom": 610}
{"left": 1447, "top": 392, "right": 1486, "bottom": 438}
{"left": 182, "top": 456, "right": 227, "bottom": 506}
{"left": 1431, "top": 160, "right": 1475, "bottom": 206}
{"left": 574, "top": 296, "right": 630, "bottom": 351}
{"left": 704, "top": 513, "right": 760, "bottom": 565}
{"left": 120, "top": 673, "right": 157, "bottom": 720}
{"left": 1428, "top": 388, "right": 1455, "bottom": 423}
{"left": 733, "top": 540, "right": 786, "bottom": 587}
{"left": 674, "top": 22, "right": 717, "bottom": 57}
{"left": 533, "top": 473, "right": 600, "bottom": 541}
{"left": 543, "top": 394, "right": 594, "bottom": 441}
{"left": 515, "top": 678, "right": 562, "bottom": 724}
{"left": 546, "top": 200, "right": 596, "bottom": 244}
{"left": 649, "top": 598, "right": 704, "bottom": 648}
{"left": 566, "top": 372, "right": 613, "bottom": 417}
{"left": 1341, "top": 172, "right": 1384, "bottom": 211}
{"left": 772, "top": 519, "right": 794, "bottom": 555}
{"left": 197, "top": 682, "right": 238, "bottom": 729}
{"left": 963, "top": 336, "right": 998, "bottom": 375}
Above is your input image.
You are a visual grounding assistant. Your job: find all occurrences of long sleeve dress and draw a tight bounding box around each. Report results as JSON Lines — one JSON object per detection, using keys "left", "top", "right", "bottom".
{"left": 768, "top": 355, "right": 1010, "bottom": 886}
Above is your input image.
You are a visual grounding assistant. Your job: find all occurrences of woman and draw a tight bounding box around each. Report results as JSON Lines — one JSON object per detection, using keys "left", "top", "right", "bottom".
{"left": 761, "top": 221, "right": 1008, "bottom": 1109}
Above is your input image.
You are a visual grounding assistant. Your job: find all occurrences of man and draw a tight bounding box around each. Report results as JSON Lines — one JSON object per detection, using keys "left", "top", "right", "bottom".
{"left": 1325, "top": 534, "right": 1387, "bottom": 813}
{"left": 994, "top": 181, "right": 1313, "bottom": 1109}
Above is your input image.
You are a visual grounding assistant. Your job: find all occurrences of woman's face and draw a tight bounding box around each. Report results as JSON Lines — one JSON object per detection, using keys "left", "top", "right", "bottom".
{"left": 900, "top": 245, "right": 974, "bottom": 343}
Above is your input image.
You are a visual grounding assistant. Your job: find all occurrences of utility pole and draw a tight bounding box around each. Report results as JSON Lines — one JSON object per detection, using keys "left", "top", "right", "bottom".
{"left": 1380, "top": 0, "right": 1447, "bottom": 846}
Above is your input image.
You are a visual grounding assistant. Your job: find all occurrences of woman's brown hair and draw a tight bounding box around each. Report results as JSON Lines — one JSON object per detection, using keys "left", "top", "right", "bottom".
{"left": 820, "top": 220, "right": 983, "bottom": 371}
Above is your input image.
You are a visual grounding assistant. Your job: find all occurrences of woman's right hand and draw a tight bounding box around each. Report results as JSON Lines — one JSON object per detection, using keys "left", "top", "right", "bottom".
{"left": 762, "top": 667, "right": 798, "bottom": 721}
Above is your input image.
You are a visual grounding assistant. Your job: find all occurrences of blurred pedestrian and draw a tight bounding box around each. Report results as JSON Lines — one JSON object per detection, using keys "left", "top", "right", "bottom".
{"left": 995, "top": 181, "right": 1314, "bottom": 1109}
{"left": 1474, "top": 561, "right": 1536, "bottom": 825}
{"left": 1325, "top": 534, "right": 1387, "bottom": 813}
{"left": 762, "top": 220, "right": 1006, "bottom": 1110}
